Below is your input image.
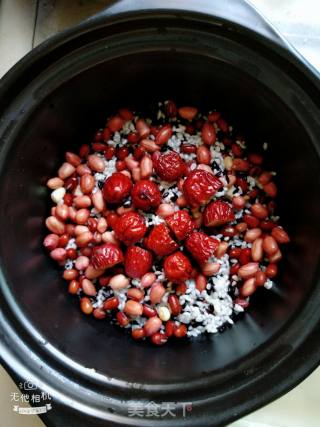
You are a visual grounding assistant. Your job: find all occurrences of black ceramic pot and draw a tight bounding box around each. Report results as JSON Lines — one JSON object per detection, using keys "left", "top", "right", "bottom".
{"left": 0, "top": 1, "right": 320, "bottom": 426}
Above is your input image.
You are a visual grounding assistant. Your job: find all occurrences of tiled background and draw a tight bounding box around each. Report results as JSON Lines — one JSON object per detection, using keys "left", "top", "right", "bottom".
{"left": 0, "top": 1, "right": 319, "bottom": 426}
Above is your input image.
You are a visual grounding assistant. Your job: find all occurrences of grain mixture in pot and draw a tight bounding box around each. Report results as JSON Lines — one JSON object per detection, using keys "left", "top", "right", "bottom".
{"left": 44, "top": 101, "right": 290, "bottom": 345}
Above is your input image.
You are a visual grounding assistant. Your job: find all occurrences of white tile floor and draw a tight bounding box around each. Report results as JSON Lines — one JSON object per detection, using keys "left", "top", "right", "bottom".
{"left": 0, "top": 1, "right": 319, "bottom": 426}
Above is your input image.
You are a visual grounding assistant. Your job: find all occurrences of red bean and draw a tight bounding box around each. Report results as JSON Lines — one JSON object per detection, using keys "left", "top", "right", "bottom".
{"left": 105, "top": 146, "right": 116, "bottom": 159}
{"left": 116, "top": 311, "right": 129, "bottom": 326}
{"left": 264, "top": 182, "right": 277, "bottom": 198}
{"left": 217, "top": 118, "right": 228, "bottom": 132}
{"left": 258, "top": 171, "right": 272, "bottom": 185}
{"left": 229, "top": 247, "right": 242, "bottom": 259}
{"left": 108, "top": 115, "right": 124, "bottom": 132}
{"left": 181, "top": 143, "right": 197, "bottom": 154}
{"left": 262, "top": 236, "right": 278, "bottom": 255}
{"left": 80, "top": 297, "right": 93, "bottom": 315}
{"left": 68, "top": 280, "right": 79, "bottom": 294}
{"left": 43, "top": 234, "right": 59, "bottom": 251}
{"left": 176, "top": 282, "right": 187, "bottom": 295}
{"left": 143, "top": 305, "right": 157, "bottom": 318}
{"left": 230, "top": 263, "right": 240, "bottom": 275}
{"left": 208, "top": 111, "right": 220, "bottom": 122}
{"left": 79, "top": 144, "right": 90, "bottom": 158}
{"left": 266, "top": 263, "right": 278, "bottom": 278}
{"left": 235, "top": 222, "right": 247, "bottom": 233}
{"left": 151, "top": 332, "right": 168, "bottom": 345}
{"left": 168, "top": 294, "right": 181, "bottom": 316}
{"left": 248, "top": 153, "right": 263, "bottom": 165}
{"left": 132, "top": 328, "right": 145, "bottom": 340}
{"left": 66, "top": 248, "right": 77, "bottom": 259}
{"left": 255, "top": 271, "right": 266, "bottom": 287}
{"left": 93, "top": 308, "right": 106, "bottom": 320}
{"left": 63, "top": 269, "right": 78, "bottom": 281}
{"left": 239, "top": 248, "right": 251, "bottom": 265}
{"left": 271, "top": 226, "right": 290, "bottom": 244}
{"left": 165, "top": 100, "right": 177, "bottom": 118}
{"left": 260, "top": 220, "right": 276, "bottom": 231}
{"left": 87, "top": 218, "right": 97, "bottom": 232}
{"left": 243, "top": 214, "right": 260, "bottom": 228}
{"left": 231, "top": 143, "right": 243, "bottom": 157}
{"left": 165, "top": 320, "right": 175, "bottom": 337}
{"left": 174, "top": 324, "right": 187, "bottom": 338}
{"left": 92, "top": 142, "right": 107, "bottom": 152}
{"left": 103, "top": 297, "right": 119, "bottom": 310}
{"left": 144, "top": 317, "right": 162, "bottom": 336}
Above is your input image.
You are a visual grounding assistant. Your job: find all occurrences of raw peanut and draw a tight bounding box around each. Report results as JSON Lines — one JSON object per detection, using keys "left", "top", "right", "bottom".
{"left": 244, "top": 214, "right": 260, "bottom": 228}
{"left": 201, "top": 122, "right": 216, "bottom": 145}
{"left": 43, "top": 234, "right": 59, "bottom": 251}
{"left": 108, "top": 115, "right": 124, "bottom": 132}
{"left": 76, "top": 231, "right": 93, "bottom": 247}
{"left": 124, "top": 300, "right": 143, "bottom": 317}
{"left": 150, "top": 283, "right": 166, "bottom": 304}
{"left": 92, "top": 189, "right": 105, "bottom": 212}
{"left": 97, "top": 217, "right": 108, "bottom": 233}
{"left": 68, "top": 280, "right": 79, "bottom": 294}
{"left": 120, "top": 170, "right": 131, "bottom": 179}
{"left": 58, "top": 162, "right": 75, "bottom": 179}
{"left": 240, "top": 277, "right": 256, "bottom": 297}
{"left": 125, "top": 156, "right": 139, "bottom": 170}
{"left": 46, "top": 216, "right": 65, "bottom": 235}
{"left": 264, "top": 182, "right": 277, "bottom": 198}
{"left": 156, "top": 124, "right": 173, "bottom": 145}
{"left": 258, "top": 171, "right": 272, "bottom": 185}
{"left": 262, "top": 236, "right": 278, "bottom": 255}
{"left": 68, "top": 207, "right": 77, "bottom": 222}
{"left": 232, "top": 158, "right": 250, "bottom": 172}
{"left": 55, "top": 204, "right": 69, "bottom": 221}
{"left": 65, "top": 151, "right": 81, "bottom": 166}
{"left": 178, "top": 106, "right": 198, "bottom": 120}
{"left": 66, "top": 224, "right": 75, "bottom": 236}
{"left": 101, "top": 231, "right": 119, "bottom": 245}
{"left": 156, "top": 203, "right": 175, "bottom": 218}
{"left": 202, "top": 262, "right": 220, "bottom": 276}
{"left": 136, "top": 119, "right": 150, "bottom": 138}
{"left": 216, "top": 241, "right": 229, "bottom": 258}
{"left": 88, "top": 154, "right": 105, "bottom": 172}
{"left": 116, "top": 206, "right": 134, "bottom": 215}
{"left": 74, "top": 195, "right": 92, "bottom": 208}
{"left": 75, "top": 256, "right": 90, "bottom": 271}
{"left": 116, "top": 312, "right": 129, "bottom": 326}
{"left": 248, "top": 153, "right": 263, "bottom": 165}
{"left": 80, "top": 174, "right": 95, "bottom": 194}
{"left": 197, "top": 145, "right": 211, "bottom": 164}
{"left": 50, "top": 248, "right": 67, "bottom": 261}
{"left": 63, "top": 269, "right": 78, "bottom": 281}
{"left": 251, "top": 203, "right": 268, "bottom": 219}
{"left": 127, "top": 288, "right": 144, "bottom": 301}
{"left": 75, "top": 208, "right": 90, "bottom": 225}
{"left": 168, "top": 294, "right": 181, "bottom": 316}
{"left": 132, "top": 328, "right": 145, "bottom": 340}
{"left": 238, "top": 262, "right": 259, "bottom": 279}
{"left": 47, "top": 177, "right": 64, "bottom": 189}
{"left": 132, "top": 167, "right": 141, "bottom": 182}
{"left": 255, "top": 271, "right": 267, "bottom": 287}
{"left": 269, "top": 249, "right": 282, "bottom": 263}
{"left": 109, "top": 274, "right": 129, "bottom": 290}
{"left": 174, "top": 324, "right": 187, "bottom": 338}
{"left": 76, "top": 164, "right": 91, "bottom": 176}
{"left": 271, "top": 226, "right": 290, "bottom": 244}
{"left": 232, "top": 196, "right": 245, "bottom": 210}
{"left": 251, "top": 238, "right": 263, "bottom": 262}
{"left": 82, "top": 278, "right": 97, "bottom": 296}
{"left": 141, "top": 272, "right": 156, "bottom": 288}
{"left": 224, "top": 156, "right": 233, "bottom": 170}
{"left": 144, "top": 316, "right": 162, "bottom": 336}
{"left": 140, "top": 156, "right": 153, "bottom": 179}
{"left": 140, "top": 139, "right": 160, "bottom": 153}
{"left": 196, "top": 274, "right": 207, "bottom": 292}
{"left": 80, "top": 297, "right": 93, "bottom": 315}
{"left": 266, "top": 263, "right": 278, "bottom": 278}
{"left": 85, "top": 265, "right": 105, "bottom": 279}
{"left": 244, "top": 228, "right": 262, "bottom": 242}
{"left": 93, "top": 231, "right": 102, "bottom": 244}
{"left": 74, "top": 225, "right": 89, "bottom": 235}
{"left": 118, "top": 108, "right": 133, "bottom": 121}
{"left": 158, "top": 306, "right": 171, "bottom": 322}
{"left": 103, "top": 297, "right": 119, "bottom": 310}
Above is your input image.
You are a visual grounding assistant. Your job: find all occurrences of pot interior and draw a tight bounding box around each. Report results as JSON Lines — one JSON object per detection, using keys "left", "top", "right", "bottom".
{"left": 1, "top": 23, "right": 319, "bottom": 394}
